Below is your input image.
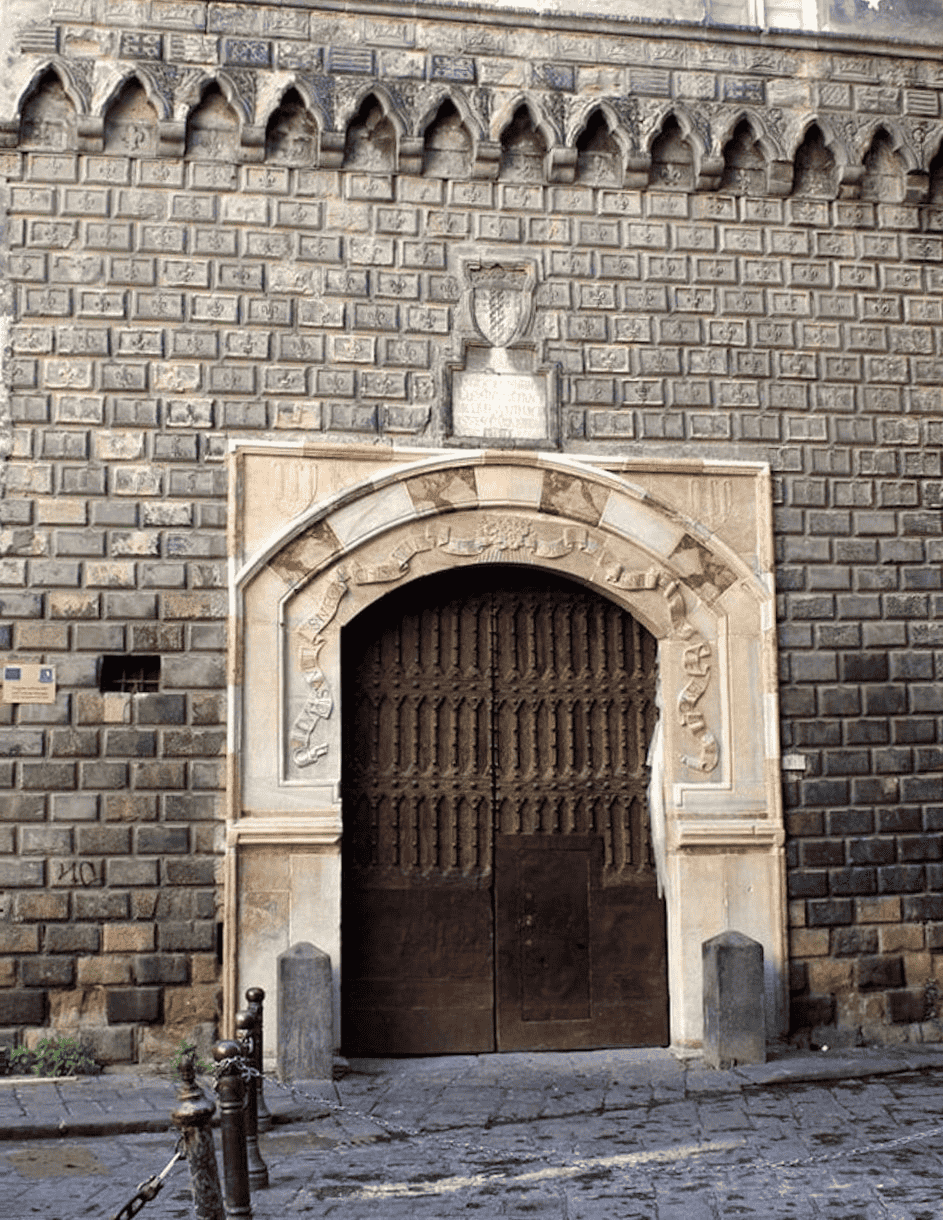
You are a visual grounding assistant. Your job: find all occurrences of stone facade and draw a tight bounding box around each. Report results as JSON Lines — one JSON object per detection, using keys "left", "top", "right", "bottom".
{"left": 1, "top": 0, "right": 943, "bottom": 1059}
{"left": 231, "top": 445, "right": 784, "bottom": 1055}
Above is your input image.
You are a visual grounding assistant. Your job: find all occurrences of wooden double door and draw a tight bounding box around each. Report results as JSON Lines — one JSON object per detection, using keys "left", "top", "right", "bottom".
{"left": 341, "top": 566, "right": 669, "bottom": 1055}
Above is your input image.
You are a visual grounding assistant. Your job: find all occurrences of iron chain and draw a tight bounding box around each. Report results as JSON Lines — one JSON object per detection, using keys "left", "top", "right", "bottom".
{"left": 757, "top": 1121, "right": 943, "bottom": 1172}
{"left": 263, "top": 1071, "right": 426, "bottom": 1144}
{"left": 107, "top": 1140, "right": 184, "bottom": 1220}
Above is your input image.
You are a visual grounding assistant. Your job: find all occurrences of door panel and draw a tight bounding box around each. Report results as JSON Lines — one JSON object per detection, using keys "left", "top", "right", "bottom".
{"left": 341, "top": 572, "right": 495, "bottom": 1055}
{"left": 494, "top": 833, "right": 669, "bottom": 1051}
{"left": 341, "top": 566, "right": 668, "bottom": 1056}
{"left": 342, "top": 880, "right": 494, "bottom": 1055}
{"left": 519, "top": 848, "right": 591, "bottom": 1024}
{"left": 495, "top": 835, "right": 594, "bottom": 1048}
{"left": 590, "top": 876, "right": 671, "bottom": 1043}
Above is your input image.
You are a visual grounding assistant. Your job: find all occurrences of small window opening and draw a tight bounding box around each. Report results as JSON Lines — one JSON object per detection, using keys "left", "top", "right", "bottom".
{"left": 100, "top": 655, "right": 160, "bottom": 694}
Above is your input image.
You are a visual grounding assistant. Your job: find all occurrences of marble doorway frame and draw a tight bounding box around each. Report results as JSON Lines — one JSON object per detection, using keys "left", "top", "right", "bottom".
{"left": 225, "top": 443, "right": 786, "bottom": 1056}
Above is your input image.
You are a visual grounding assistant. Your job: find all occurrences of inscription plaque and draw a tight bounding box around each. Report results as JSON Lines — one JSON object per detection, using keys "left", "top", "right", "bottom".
{"left": 451, "top": 348, "right": 548, "bottom": 440}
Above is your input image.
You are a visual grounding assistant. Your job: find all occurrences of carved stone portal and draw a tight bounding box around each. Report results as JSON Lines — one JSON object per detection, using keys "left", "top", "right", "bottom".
{"left": 228, "top": 445, "right": 786, "bottom": 1057}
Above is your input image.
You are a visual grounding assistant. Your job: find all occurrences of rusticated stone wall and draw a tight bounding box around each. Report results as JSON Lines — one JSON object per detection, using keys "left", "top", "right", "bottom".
{"left": 2, "top": 1, "right": 943, "bottom": 1058}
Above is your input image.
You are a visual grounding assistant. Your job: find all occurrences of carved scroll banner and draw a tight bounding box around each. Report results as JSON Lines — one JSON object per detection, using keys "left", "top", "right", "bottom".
{"left": 679, "top": 642, "right": 719, "bottom": 774}
{"left": 290, "top": 514, "right": 719, "bottom": 774}
{"left": 291, "top": 640, "right": 334, "bottom": 768}
{"left": 291, "top": 517, "right": 601, "bottom": 768}
{"left": 291, "top": 572, "right": 348, "bottom": 768}
{"left": 352, "top": 519, "right": 597, "bottom": 585}
{"left": 603, "top": 555, "right": 719, "bottom": 775}
{"left": 353, "top": 526, "right": 443, "bottom": 584}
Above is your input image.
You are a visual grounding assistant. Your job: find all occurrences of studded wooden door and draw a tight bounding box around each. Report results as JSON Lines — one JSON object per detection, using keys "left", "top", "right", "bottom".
{"left": 341, "top": 566, "right": 668, "bottom": 1055}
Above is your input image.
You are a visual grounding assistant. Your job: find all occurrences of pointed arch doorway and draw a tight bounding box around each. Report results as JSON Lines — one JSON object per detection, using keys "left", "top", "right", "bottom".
{"left": 340, "top": 564, "right": 669, "bottom": 1055}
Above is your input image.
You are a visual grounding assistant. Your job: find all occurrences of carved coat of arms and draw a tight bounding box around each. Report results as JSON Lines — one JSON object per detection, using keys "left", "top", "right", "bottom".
{"left": 467, "top": 263, "right": 535, "bottom": 347}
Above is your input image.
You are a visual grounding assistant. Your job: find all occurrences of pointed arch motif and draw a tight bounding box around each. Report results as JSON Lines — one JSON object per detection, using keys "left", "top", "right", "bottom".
{"left": 642, "top": 102, "right": 710, "bottom": 159}
{"left": 257, "top": 77, "right": 326, "bottom": 136}
{"left": 184, "top": 79, "right": 242, "bottom": 160}
{"left": 419, "top": 97, "right": 474, "bottom": 179}
{"left": 572, "top": 105, "right": 625, "bottom": 187}
{"left": 854, "top": 117, "right": 919, "bottom": 173}
{"left": 174, "top": 69, "right": 254, "bottom": 128}
{"left": 858, "top": 124, "right": 910, "bottom": 205}
{"left": 415, "top": 87, "right": 485, "bottom": 143}
{"left": 262, "top": 85, "right": 320, "bottom": 166}
{"left": 649, "top": 111, "right": 696, "bottom": 190}
{"left": 713, "top": 107, "right": 786, "bottom": 165}
{"left": 341, "top": 90, "right": 399, "bottom": 172}
{"left": 17, "top": 65, "right": 79, "bottom": 150}
{"left": 335, "top": 83, "right": 406, "bottom": 146}
{"left": 495, "top": 98, "right": 553, "bottom": 182}
{"left": 643, "top": 102, "right": 727, "bottom": 191}
{"left": 790, "top": 118, "right": 842, "bottom": 197}
{"left": 490, "top": 92, "right": 557, "bottom": 154}
{"left": 217, "top": 69, "right": 256, "bottom": 124}
{"left": 17, "top": 62, "right": 85, "bottom": 120}
{"left": 100, "top": 66, "right": 171, "bottom": 121}
{"left": 101, "top": 73, "right": 160, "bottom": 157}
{"left": 717, "top": 115, "right": 768, "bottom": 196}
{"left": 794, "top": 115, "right": 856, "bottom": 169}
{"left": 567, "top": 99, "right": 630, "bottom": 154}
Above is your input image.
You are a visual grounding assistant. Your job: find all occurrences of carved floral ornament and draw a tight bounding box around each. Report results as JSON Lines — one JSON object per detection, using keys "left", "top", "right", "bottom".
{"left": 288, "top": 515, "right": 719, "bottom": 776}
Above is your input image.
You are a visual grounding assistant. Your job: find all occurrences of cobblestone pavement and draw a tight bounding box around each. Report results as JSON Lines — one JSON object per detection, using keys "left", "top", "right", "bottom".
{"left": 4, "top": 1052, "right": 943, "bottom": 1218}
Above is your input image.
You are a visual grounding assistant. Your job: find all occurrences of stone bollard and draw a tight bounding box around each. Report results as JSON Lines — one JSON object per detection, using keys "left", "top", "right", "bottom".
{"left": 277, "top": 942, "right": 334, "bottom": 1081}
{"left": 213, "top": 1040, "right": 253, "bottom": 1219}
{"left": 245, "top": 987, "right": 272, "bottom": 1132}
{"left": 703, "top": 930, "right": 766, "bottom": 1069}
{"left": 171, "top": 1054, "right": 225, "bottom": 1220}
{"left": 236, "top": 1008, "right": 269, "bottom": 1191}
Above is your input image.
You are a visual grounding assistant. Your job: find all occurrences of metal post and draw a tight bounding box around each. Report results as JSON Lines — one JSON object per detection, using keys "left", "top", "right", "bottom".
{"left": 244, "top": 987, "right": 272, "bottom": 1132}
{"left": 236, "top": 1008, "right": 269, "bottom": 1190}
{"left": 213, "top": 1040, "right": 253, "bottom": 1219}
{"left": 171, "top": 1054, "right": 225, "bottom": 1220}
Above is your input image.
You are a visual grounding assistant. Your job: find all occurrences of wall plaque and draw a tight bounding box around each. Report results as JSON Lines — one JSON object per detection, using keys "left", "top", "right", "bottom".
{"left": 452, "top": 348, "right": 549, "bottom": 440}
{"left": 2, "top": 664, "right": 56, "bottom": 704}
